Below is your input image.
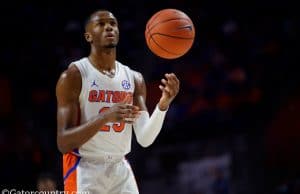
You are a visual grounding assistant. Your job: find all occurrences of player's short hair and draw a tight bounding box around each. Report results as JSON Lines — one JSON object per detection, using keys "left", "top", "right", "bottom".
{"left": 84, "top": 9, "right": 111, "bottom": 31}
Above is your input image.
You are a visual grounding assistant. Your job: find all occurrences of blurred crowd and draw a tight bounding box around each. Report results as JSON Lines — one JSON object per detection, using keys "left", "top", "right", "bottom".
{"left": 0, "top": 0, "right": 299, "bottom": 193}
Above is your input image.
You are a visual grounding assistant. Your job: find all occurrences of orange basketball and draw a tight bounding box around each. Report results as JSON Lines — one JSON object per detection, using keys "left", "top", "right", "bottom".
{"left": 145, "top": 9, "right": 195, "bottom": 59}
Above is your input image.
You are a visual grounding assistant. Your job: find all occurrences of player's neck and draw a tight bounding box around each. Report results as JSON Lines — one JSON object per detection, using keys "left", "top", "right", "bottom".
{"left": 89, "top": 49, "right": 116, "bottom": 71}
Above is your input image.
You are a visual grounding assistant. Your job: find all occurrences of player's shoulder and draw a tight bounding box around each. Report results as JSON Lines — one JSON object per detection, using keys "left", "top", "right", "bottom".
{"left": 56, "top": 64, "right": 82, "bottom": 101}
{"left": 56, "top": 64, "right": 82, "bottom": 93}
{"left": 131, "top": 69, "right": 143, "bottom": 81}
{"left": 117, "top": 60, "right": 144, "bottom": 81}
{"left": 58, "top": 64, "right": 81, "bottom": 82}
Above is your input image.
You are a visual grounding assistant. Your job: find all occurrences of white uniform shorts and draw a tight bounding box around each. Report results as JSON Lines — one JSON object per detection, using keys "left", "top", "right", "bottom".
{"left": 63, "top": 153, "right": 139, "bottom": 194}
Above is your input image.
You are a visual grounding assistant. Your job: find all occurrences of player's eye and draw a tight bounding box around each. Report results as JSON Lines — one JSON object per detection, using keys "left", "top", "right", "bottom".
{"left": 99, "top": 22, "right": 105, "bottom": 26}
{"left": 110, "top": 21, "right": 117, "bottom": 26}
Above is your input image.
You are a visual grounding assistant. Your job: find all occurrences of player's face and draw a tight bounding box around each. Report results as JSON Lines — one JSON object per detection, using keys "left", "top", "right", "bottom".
{"left": 87, "top": 11, "right": 119, "bottom": 48}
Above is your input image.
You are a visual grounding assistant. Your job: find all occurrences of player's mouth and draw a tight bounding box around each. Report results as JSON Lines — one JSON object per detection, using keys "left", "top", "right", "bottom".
{"left": 105, "top": 33, "right": 115, "bottom": 39}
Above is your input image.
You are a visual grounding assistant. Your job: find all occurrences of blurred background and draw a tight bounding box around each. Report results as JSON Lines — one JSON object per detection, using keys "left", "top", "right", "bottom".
{"left": 0, "top": 0, "right": 299, "bottom": 193}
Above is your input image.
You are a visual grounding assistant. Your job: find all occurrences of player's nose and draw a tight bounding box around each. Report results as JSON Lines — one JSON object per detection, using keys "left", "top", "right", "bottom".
{"left": 104, "top": 23, "right": 113, "bottom": 31}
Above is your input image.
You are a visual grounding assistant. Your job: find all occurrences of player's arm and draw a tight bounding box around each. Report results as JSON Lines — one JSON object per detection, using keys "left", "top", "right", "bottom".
{"left": 56, "top": 65, "right": 108, "bottom": 154}
{"left": 133, "top": 71, "right": 180, "bottom": 147}
{"left": 56, "top": 65, "right": 138, "bottom": 154}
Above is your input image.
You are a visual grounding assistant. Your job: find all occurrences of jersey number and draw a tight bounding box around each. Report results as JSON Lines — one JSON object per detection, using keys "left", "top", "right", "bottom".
{"left": 99, "top": 107, "right": 125, "bottom": 132}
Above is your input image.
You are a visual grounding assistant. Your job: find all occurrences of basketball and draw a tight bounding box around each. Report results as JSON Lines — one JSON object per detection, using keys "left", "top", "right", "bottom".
{"left": 145, "top": 9, "right": 195, "bottom": 59}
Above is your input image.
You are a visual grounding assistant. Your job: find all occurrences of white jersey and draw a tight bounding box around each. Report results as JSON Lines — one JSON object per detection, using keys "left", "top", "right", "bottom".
{"left": 71, "top": 57, "right": 135, "bottom": 158}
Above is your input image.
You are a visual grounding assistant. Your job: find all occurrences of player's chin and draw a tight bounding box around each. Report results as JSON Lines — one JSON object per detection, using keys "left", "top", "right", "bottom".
{"left": 104, "top": 42, "right": 117, "bottom": 48}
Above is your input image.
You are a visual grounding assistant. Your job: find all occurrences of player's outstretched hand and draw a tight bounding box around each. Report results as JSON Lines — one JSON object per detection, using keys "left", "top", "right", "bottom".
{"left": 101, "top": 94, "right": 140, "bottom": 124}
{"left": 158, "top": 73, "right": 180, "bottom": 110}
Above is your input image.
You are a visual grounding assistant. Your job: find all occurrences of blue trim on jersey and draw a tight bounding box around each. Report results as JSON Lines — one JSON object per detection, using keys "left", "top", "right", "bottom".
{"left": 73, "top": 148, "right": 79, "bottom": 154}
{"left": 71, "top": 148, "right": 81, "bottom": 157}
{"left": 63, "top": 156, "right": 81, "bottom": 181}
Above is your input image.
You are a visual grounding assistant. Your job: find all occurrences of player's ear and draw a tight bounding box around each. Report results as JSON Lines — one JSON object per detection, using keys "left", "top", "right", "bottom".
{"left": 84, "top": 32, "right": 92, "bottom": 43}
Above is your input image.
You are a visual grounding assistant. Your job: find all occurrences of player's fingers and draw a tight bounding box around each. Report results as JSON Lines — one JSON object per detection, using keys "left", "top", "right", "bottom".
{"left": 129, "top": 105, "right": 140, "bottom": 112}
{"left": 120, "top": 106, "right": 140, "bottom": 116}
{"left": 121, "top": 104, "right": 139, "bottom": 110}
{"left": 169, "top": 73, "right": 180, "bottom": 85}
{"left": 159, "top": 85, "right": 164, "bottom": 91}
{"left": 166, "top": 82, "right": 178, "bottom": 96}
{"left": 161, "top": 78, "right": 167, "bottom": 86}
{"left": 166, "top": 73, "right": 179, "bottom": 88}
{"left": 163, "top": 76, "right": 179, "bottom": 93}
{"left": 164, "top": 74, "right": 173, "bottom": 84}
{"left": 124, "top": 118, "right": 135, "bottom": 124}
{"left": 162, "top": 80, "right": 177, "bottom": 94}
{"left": 130, "top": 111, "right": 141, "bottom": 117}
{"left": 162, "top": 77, "right": 178, "bottom": 93}
{"left": 118, "top": 113, "right": 128, "bottom": 121}
{"left": 133, "top": 106, "right": 140, "bottom": 111}
{"left": 128, "top": 111, "right": 140, "bottom": 117}
{"left": 117, "top": 108, "right": 130, "bottom": 117}
{"left": 123, "top": 112, "right": 141, "bottom": 123}
{"left": 160, "top": 76, "right": 179, "bottom": 98}
{"left": 161, "top": 85, "right": 171, "bottom": 93}
{"left": 164, "top": 85, "right": 172, "bottom": 94}
{"left": 168, "top": 81, "right": 179, "bottom": 93}
{"left": 120, "top": 114, "right": 134, "bottom": 124}
{"left": 159, "top": 85, "right": 170, "bottom": 95}
{"left": 164, "top": 74, "right": 176, "bottom": 87}
{"left": 170, "top": 78, "right": 180, "bottom": 92}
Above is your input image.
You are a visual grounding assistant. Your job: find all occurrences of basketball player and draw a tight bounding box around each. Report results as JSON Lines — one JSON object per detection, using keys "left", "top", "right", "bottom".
{"left": 56, "top": 10, "right": 180, "bottom": 193}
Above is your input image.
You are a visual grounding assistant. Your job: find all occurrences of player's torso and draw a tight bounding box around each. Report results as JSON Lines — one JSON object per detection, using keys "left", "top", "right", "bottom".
{"left": 73, "top": 57, "right": 135, "bottom": 158}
